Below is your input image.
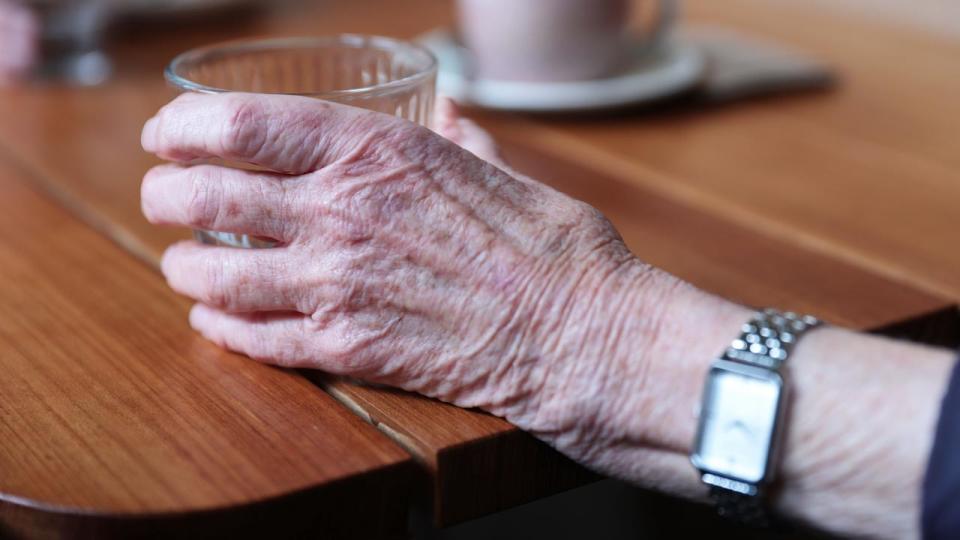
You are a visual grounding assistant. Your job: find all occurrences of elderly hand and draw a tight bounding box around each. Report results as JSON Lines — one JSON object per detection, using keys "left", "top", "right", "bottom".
{"left": 0, "top": 0, "right": 37, "bottom": 85}
{"left": 140, "top": 92, "right": 692, "bottom": 470}
{"left": 140, "top": 93, "right": 960, "bottom": 540}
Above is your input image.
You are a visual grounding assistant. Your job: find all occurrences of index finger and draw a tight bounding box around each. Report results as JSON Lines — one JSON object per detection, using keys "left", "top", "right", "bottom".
{"left": 141, "top": 92, "right": 392, "bottom": 174}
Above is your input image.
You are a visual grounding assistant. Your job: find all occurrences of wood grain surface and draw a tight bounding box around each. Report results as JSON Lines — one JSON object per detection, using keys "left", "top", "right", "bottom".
{"left": 317, "top": 376, "right": 599, "bottom": 526}
{"left": 490, "top": 0, "right": 960, "bottom": 302}
{"left": 0, "top": 161, "right": 411, "bottom": 538}
{"left": 0, "top": 0, "right": 958, "bottom": 531}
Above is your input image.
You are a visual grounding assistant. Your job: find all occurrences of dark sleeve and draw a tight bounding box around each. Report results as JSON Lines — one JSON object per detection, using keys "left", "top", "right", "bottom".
{"left": 923, "top": 355, "right": 960, "bottom": 540}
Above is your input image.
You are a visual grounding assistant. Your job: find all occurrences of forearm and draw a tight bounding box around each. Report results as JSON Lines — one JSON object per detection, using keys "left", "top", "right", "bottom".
{"left": 542, "top": 263, "right": 955, "bottom": 539}
{"left": 773, "top": 325, "right": 953, "bottom": 537}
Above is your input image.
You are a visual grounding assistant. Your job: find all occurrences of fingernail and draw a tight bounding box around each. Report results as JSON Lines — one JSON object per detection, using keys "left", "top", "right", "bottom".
{"left": 141, "top": 117, "right": 159, "bottom": 152}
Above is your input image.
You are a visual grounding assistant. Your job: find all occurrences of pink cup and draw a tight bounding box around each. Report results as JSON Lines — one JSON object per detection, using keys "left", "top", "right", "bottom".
{"left": 456, "top": 0, "right": 676, "bottom": 82}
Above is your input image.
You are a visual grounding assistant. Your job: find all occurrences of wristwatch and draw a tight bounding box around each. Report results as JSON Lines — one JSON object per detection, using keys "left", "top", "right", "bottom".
{"left": 690, "top": 308, "right": 820, "bottom": 525}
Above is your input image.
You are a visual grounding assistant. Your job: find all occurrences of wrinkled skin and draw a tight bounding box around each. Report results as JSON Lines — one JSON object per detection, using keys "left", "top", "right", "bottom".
{"left": 141, "top": 93, "right": 672, "bottom": 466}
{"left": 0, "top": 0, "right": 37, "bottom": 85}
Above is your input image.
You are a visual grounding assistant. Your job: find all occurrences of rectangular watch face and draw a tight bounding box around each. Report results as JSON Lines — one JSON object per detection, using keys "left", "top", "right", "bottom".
{"left": 693, "top": 364, "right": 783, "bottom": 483}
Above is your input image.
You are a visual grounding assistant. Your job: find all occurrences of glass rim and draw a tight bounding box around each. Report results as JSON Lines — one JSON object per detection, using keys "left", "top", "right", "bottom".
{"left": 164, "top": 34, "right": 438, "bottom": 98}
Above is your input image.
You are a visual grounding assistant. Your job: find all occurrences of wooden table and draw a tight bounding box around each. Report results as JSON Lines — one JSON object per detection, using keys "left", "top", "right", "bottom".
{"left": 0, "top": 0, "right": 957, "bottom": 537}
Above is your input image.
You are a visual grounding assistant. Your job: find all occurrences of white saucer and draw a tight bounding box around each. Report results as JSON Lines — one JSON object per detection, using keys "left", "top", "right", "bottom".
{"left": 418, "top": 29, "right": 706, "bottom": 112}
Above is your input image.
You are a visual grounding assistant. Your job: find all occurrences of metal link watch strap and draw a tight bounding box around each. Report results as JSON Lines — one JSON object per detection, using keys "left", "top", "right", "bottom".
{"left": 710, "top": 483, "right": 769, "bottom": 527}
{"left": 709, "top": 308, "right": 821, "bottom": 526}
{"left": 723, "top": 309, "right": 820, "bottom": 370}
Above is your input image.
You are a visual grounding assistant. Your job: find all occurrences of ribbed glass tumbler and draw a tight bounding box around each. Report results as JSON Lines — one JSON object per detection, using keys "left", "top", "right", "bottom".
{"left": 164, "top": 35, "right": 437, "bottom": 248}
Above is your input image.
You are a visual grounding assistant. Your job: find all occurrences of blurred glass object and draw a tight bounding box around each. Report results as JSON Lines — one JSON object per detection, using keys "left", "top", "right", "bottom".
{"left": 26, "top": 0, "right": 111, "bottom": 85}
{"left": 165, "top": 35, "right": 438, "bottom": 249}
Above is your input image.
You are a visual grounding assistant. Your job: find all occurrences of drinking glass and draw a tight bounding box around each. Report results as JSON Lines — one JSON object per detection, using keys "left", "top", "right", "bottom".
{"left": 164, "top": 35, "right": 437, "bottom": 248}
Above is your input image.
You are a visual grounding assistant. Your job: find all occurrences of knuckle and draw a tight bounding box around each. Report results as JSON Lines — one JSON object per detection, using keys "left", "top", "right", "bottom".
{"left": 535, "top": 200, "right": 618, "bottom": 259}
{"left": 315, "top": 274, "right": 364, "bottom": 316}
{"left": 569, "top": 200, "right": 615, "bottom": 237}
{"left": 219, "top": 95, "right": 267, "bottom": 160}
{"left": 571, "top": 200, "right": 605, "bottom": 224}
{"left": 283, "top": 264, "right": 319, "bottom": 308}
{"left": 257, "top": 175, "right": 294, "bottom": 236}
{"left": 331, "top": 284, "right": 363, "bottom": 313}
{"left": 344, "top": 115, "right": 413, "bottom": 164}
{"left": 320, "top": 197, "right": 375, "bottom": 244}
{"left": 319, "top": 319, "right": 366, "bottom": 364}
{"left": 184, "top": 167, "right": 222, "bottom": 227}
{"left": 200, "top": 258, "right": 235, "bottom": 309}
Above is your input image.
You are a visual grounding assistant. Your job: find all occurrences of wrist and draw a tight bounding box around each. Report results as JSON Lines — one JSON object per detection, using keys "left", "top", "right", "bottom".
{"left": 530, "top": 256, "right": 752, "bottom": 491}
{"left": 616, "top": 277, "right": 752, "bottom": 458}
{"left": 522, "top": 246, "right": 955, "bottom": 539}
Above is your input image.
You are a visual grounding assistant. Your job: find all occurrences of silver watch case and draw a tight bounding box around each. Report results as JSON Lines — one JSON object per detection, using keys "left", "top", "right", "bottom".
{"left": 690, "top": 358, "right": 789, "bottom": 495}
